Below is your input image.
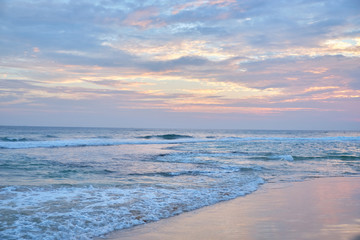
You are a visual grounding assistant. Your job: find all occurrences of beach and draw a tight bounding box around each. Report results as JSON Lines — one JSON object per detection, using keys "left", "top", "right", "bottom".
{"left": 1, "top": 127, "right": 359, "bottom": 239}
{"left": 2, "top": 0, "right": 360, "bottom": 239}
{"left": 104, "top": 177, "right": 360, "bottom": 240}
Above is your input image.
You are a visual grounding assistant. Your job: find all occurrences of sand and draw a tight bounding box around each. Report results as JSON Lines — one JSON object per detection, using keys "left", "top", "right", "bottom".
{"left": 102, "top": 177, "right": 360, "bottom": 240}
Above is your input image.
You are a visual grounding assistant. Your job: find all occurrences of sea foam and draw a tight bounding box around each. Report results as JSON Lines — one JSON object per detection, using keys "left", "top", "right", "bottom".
{"left": 1, "top": 127, "right": 359, "bottom": 239}
{"left": 0, "top": 135, "right": 359, "bottom": 149}
{"left": 0, "top": 177, "right": 264, "bottom": 240}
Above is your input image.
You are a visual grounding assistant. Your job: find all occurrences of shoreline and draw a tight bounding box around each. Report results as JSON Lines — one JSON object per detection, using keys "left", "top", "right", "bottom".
{"left": 101, "top": 177, "right": 360, "bottom": 240}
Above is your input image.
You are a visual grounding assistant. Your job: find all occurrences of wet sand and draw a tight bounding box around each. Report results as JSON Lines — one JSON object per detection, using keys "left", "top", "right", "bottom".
{"left": 103, "top": 177, "right": 360, "bottom": 240}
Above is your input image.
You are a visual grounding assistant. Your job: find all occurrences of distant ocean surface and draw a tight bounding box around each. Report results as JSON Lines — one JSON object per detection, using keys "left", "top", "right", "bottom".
{"left": 1, "top": 126, "right": 359, "bottom": 239}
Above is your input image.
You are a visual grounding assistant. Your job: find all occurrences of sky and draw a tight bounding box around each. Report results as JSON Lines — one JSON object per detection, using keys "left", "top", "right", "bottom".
{"left": 0, "top": 0, "right": 359, "bottom": 130}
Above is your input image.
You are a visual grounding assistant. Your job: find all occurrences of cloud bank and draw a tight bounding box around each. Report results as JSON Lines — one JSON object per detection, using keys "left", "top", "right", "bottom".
{"left": 0, "top": 0, "right": 359, "bottom": 129}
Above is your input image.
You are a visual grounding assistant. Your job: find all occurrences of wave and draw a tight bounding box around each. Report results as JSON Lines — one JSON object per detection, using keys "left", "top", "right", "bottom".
{"left": 44, "top": 135, "right": 58, "bottom": 138}
{"left": 0, "top": 137, "right": 33, "bottom": 142}
{"left": 222, "top": 136, "right": 360, "bottom": 142}
{"left": 138, "top": 134, "right": 193, "bottom": 140}
{"left": 0, "top": 177, "right": 264, "bottom": 240}
{"left": 267, "top": 155, "right": 294, "bottom": 161}
{"left": 129, "top": 170, "right": 212, "bottom": 177}
{"left": 0, "top": 138, "right": 211, "bottom": 149}
{"left": 294, "top": 155, "right": 360, "bottom": 161}
{"left": 1, "top": 135, "right": 359, "bottom": 149}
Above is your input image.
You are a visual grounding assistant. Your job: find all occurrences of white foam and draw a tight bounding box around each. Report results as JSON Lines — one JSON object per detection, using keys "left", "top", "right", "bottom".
{"left": 1, "top": 136, "right": 359, "bottom": 149}
{"left": 268, "top": 155, "right": 294, "bottom": 161}
{"left": 0, "top": 138, "right": 214, "bottom": 149}
{"left": 0, "top": 176, "right": 264, "bottom": 240}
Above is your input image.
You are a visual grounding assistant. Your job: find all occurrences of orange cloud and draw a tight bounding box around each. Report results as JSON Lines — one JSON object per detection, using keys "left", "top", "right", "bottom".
{"left": 304, "top": 86, "right": 339, "bottom": 93}
{"left": 304, "top": 67, "right": 328, "bottom": 74}
{"left": 107, "top": 39, "right": 234, "bottom": 61}
{"left": 172, "top": 0, "right": 236, "bottom": 14}
{"left": 123, "top": 7, "right": 162, "bottom": 29}
{"left": 169, "top": 105, "right": 315, "bottom": 114}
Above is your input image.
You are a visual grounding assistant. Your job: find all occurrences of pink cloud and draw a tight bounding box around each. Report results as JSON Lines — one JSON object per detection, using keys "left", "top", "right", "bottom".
{"left": 123, "top": 7, "right": 163, "bottom": 29}
{"left": 172, "top": 0, "right": 236, "bottom": 15}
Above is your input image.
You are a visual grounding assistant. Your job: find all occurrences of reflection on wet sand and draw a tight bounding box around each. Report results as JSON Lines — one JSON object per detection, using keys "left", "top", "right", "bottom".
{"left": 105, "top": 177, "right": 360, "bottom": 240}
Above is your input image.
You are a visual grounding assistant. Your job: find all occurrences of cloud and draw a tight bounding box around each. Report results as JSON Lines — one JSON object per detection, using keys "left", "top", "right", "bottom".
{"left": 141, "top": 56, "right": 210, "bottom": 71}
{"left": 122, "top": 7, "right": 163, "bottom": 29}
{"left": 46, "top": 47, "right": 138, "bottom": 68}
{"left": 1, "top": 0, "right": 359, "bottom": 129}
{"left": 0, "top": 78, "right": 172, "bottom": 112}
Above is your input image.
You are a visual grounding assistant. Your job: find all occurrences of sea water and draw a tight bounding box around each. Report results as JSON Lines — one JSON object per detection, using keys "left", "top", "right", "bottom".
{"left": 0, "top": 126, "right": 359, "bottom": 239}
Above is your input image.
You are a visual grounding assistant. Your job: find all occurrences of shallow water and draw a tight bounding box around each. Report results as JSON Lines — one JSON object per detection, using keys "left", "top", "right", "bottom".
{"left": 0, "top": 126, "right": 359, "bottom": 239}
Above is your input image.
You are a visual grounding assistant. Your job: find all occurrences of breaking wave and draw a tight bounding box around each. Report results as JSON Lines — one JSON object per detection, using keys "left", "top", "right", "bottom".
{"left": 1, "top": 135, "right": 359, "bottom": 149}
{"left": 138, "top": 134, "right": 193, "bottom": 140}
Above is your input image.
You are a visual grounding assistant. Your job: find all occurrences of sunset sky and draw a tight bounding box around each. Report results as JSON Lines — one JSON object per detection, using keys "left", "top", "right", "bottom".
{"left": 1, "top": 0, "right": 359, "bottom": 130}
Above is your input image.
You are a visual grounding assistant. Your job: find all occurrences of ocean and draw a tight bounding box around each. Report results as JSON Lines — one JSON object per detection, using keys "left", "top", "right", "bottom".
{"left": 0, "top": 126, "right": 359, "bottom": 239}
